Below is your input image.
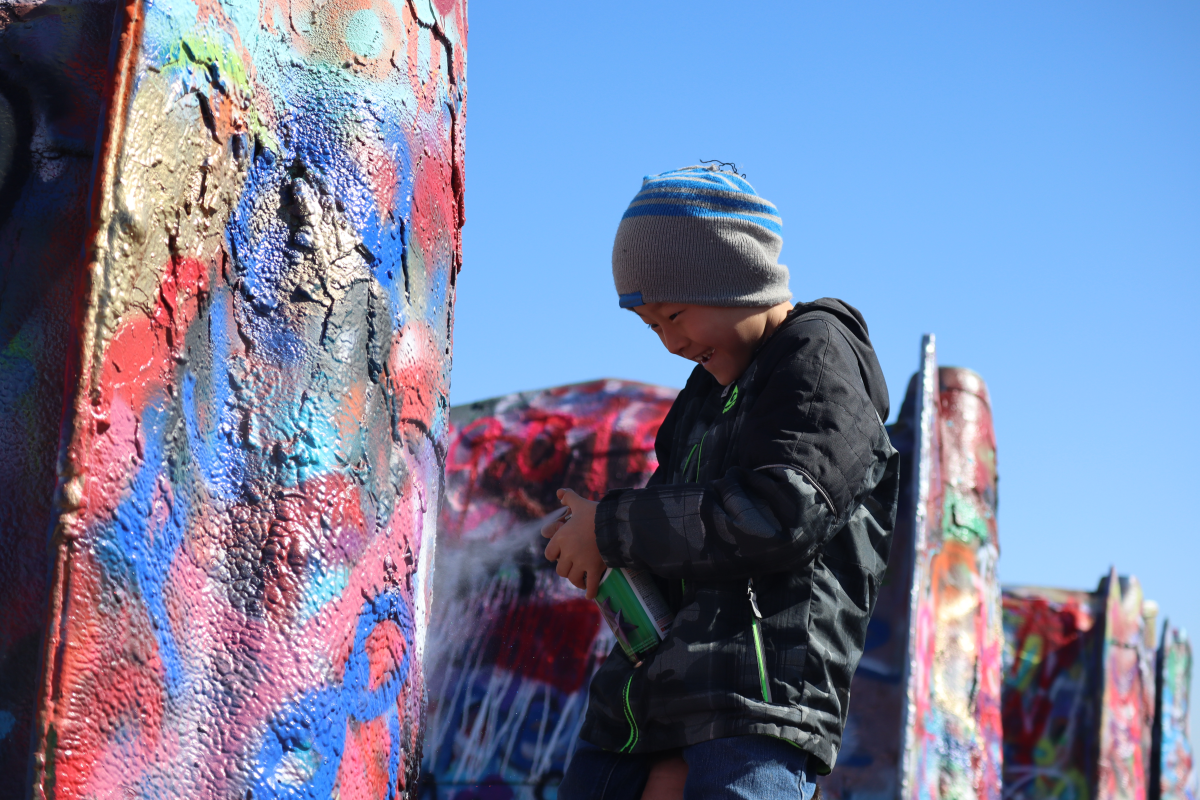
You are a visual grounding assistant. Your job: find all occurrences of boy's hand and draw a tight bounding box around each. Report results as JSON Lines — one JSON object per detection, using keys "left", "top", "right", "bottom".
{"left": 542, "top": 489, "right": 605, "bottom": 599}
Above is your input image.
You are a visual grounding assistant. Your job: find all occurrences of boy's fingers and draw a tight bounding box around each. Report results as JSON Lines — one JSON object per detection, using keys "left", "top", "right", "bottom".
{"left": 544, "top": 537, "right": 561, "bottom": 562}
{"left": 567, "top": 565, "right": 588, "bottom": 591}
{"left": 541, "top": 518, "right": 562, "bottom": 539}
{"left": 559, "top": 488, "right": 580, "bottom": 509}
{"left": 585, "top": 567, "right": 602, "bottom": 600}
{"left": 555, "top": 557, "right": 573, "bottom": 579}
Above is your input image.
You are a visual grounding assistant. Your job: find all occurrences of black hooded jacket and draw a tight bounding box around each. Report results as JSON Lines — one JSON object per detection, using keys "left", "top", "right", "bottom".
{"left": 581, "top": 299, "right": 900, "bottom": 772}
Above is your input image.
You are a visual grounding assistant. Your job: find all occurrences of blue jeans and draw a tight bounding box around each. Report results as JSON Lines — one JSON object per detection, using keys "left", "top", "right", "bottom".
{"left": 558, "top": 735, "right": 818, "bottom": 800}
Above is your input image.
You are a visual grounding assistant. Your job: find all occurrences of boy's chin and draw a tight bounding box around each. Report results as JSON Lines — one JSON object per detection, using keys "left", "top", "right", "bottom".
{"left": 701, "top": 362, "right": 736, "bottom": 386}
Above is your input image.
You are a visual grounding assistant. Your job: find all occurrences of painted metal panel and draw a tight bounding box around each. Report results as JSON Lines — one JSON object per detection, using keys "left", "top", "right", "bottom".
{"left": 1, "top": 0, "right": 467, "bottom": 794}
{"left": 423, "top": 380, "right": 676, "bottom": 799}
{"left": 1097, "top": 572, "right": 1157, "bottom": 800}
{"left": 901, "top": 345, "right": 1005, "bottom": 800}
{"left": 1001, "top": 576, "right": 1176, "bottom": 800}
{"left": 1001, "top": 586, "right": 1105, "bottom": 800}
{"left": 1153, "top": 625, "right": 1196, "bottom": 800}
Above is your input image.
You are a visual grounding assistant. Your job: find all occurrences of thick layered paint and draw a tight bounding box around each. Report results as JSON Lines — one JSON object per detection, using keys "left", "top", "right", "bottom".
{"left": 0, "top": 2, "right": 117, "bottom": 792}
{"left": 423, "top": 380, "right": 676, "bottom": 799}
{"left": 901, "top": 344, "right": 1005, "bottom": 800}
{"left": 3, "top": 0, "right": 467, "bottom": 795}
{"left": 1001, "top": 586, "right": 1105, "bottom": 800}
{"left": 1153, "top": 626, "right": 1195, "bottom": 800}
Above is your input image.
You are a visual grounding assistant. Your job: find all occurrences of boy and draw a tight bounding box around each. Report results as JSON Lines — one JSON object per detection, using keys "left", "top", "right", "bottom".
{"left": 543, "top": 165, "right": 899, "bottom": 799}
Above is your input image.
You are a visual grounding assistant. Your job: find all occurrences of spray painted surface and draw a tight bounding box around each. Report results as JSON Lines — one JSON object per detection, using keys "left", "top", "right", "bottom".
{"left": 423, "top": 380, "right": 677, "bottom": 799}
{"left": 1001, "top": 586, "right": 1104, "bottom": 800}
{"left": 900, "top": 337, "right": 1005, "bottom": 800}
{"left": 1000, "top": 576, "right": 1172, "bottom": 800}
{"left": 0, "top": 2, "right": 118, "bottom": 790}
{"left": 1097, "top": 572, "right": 1157, "bottom": 800}
{"left": 2, "top": 0, "right": 467, "bottom": 794}
{"left": 1154, "top": 626, "right": 1195, "bottom": 800}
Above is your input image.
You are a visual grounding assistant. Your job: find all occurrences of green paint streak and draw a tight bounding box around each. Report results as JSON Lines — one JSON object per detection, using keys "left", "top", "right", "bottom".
{"left": 165, "top": 33, "right": 251, "bottom": 91}
{"left": 943, "top": 488, "right": 989, "bottom": 545}
{"left": 161, "top": 32, "right": 279, "bottom": 152}
{"left": 2, "top": 325, "right": 34, "bottom": 362}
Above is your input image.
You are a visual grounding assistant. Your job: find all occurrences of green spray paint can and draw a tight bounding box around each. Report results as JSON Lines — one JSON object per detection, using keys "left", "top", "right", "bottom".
{"left": 595, "top": 567, "right": 674, "bottom": 665}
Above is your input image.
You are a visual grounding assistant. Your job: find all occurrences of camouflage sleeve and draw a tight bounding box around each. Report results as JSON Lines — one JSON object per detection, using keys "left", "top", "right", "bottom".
{"left": 594, "top": 464, "right": 843, "bottom": 580}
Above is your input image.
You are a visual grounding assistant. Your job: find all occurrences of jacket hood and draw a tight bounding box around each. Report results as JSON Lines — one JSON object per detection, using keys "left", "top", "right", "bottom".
{"left": 782, "top": 298, "right": 890, "bottom": 422}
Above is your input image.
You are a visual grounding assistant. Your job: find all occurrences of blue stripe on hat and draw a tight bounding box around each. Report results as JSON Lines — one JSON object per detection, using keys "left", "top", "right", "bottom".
{"left": 644, "top": 170, "right": 758, "bottom": 194}
{"left": 621, "top": 205, "right": 783, "bottom": 235}
{"left": 624, "top": 200, "right": 782, "bottom": 225}
{"left": 621, "top": 167, "right": 783, "bottom": 235}
{"left": 630, "top": 185, "right": 779, "bottom": 208}
{"left": 619, "top": 291, "right": 644, "bottom": 308}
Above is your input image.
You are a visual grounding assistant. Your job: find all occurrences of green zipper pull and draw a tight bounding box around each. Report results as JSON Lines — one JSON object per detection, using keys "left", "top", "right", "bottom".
{"left": 747, "top": 578, "right": 763, "bottom": 619}
{"left": 747, "top": 579, "right": 772, "bottom": 703}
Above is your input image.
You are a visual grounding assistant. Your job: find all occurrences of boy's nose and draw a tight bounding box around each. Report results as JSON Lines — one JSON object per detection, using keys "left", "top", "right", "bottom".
{"left": 663, "top": 330, "right": 689, "bottom": 356}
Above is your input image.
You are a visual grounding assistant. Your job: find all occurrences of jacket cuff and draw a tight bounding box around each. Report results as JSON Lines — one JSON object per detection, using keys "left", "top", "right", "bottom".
{"left": 595, "top": 488, "right": 634, "bottom": 567}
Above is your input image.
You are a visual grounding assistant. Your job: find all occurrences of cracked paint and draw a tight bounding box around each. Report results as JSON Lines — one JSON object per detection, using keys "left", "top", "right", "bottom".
{"left": 0, "top": 0, "right": 465, "bottom": 795}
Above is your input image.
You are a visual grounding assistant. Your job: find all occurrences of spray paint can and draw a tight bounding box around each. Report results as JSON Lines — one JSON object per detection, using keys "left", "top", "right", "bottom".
{"left": 595, "top": 567, "right": 674, "bottom": 665}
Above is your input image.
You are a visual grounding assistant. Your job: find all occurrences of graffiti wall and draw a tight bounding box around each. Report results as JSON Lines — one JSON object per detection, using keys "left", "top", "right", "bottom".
{"left": 1, "top": 0, "right": 466, "bottom": 794}
{"left": 1154, "top": 625, "right": 1195, "bottom": 800}
{"left": 0, "top": 2, "right": 118, "bottom": 790}
{"left": 423, "top": 380, "right": 676, "bottom": 799}
{"left": 899, "top": 339, "right": 1006, "bottom": 800}
{"left": 1000, "top": 575, "right": 1178, "bottom": 800}
{"left": 1097, "top": 572, "right": 1157, "bottom": 800}
{"left": 1001, "top": 586, "right": 1105, "bottom": 800}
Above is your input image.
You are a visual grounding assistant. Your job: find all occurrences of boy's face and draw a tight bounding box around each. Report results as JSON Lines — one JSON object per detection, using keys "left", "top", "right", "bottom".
{"left": 632, "top": 302, "right": 792, "bottom": 386}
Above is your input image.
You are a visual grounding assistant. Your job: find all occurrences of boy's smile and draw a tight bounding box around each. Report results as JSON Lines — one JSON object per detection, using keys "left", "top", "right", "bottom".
{"left": 632, "top": 301, "right": 793, "bottom": 385}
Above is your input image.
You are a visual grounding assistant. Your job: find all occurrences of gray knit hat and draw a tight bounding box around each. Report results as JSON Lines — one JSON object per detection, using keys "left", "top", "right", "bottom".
{"left": 612, "top": 165, "right": 790, "bottom": 308}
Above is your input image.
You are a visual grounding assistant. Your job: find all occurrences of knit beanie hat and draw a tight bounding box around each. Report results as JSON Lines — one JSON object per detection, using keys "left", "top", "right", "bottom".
{"left": 612, "top": 165, "right": 790, "bottom": 309}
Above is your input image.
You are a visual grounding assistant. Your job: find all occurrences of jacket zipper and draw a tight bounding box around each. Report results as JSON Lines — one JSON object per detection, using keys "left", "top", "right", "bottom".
{"left": 620, "top": 673, "right": 639, "bottom": 752}
{"left": 681, "top": 430, "right": 710, "bottom": 484}
{"left": 747, "top": 579, "right": 773, "bottom": 703}
{"left": 680, "top": 442, "right": 698, "bottom": 477}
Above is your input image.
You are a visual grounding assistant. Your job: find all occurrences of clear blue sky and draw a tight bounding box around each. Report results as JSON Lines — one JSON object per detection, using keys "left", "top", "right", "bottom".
{"left": 451, "top": 1, "right": 1199, "bottom": 733}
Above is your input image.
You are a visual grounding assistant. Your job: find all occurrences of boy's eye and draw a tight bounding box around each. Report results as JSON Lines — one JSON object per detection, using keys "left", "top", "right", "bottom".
{"left": 668, "top": 311, "right": 683, "bottom": 321}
